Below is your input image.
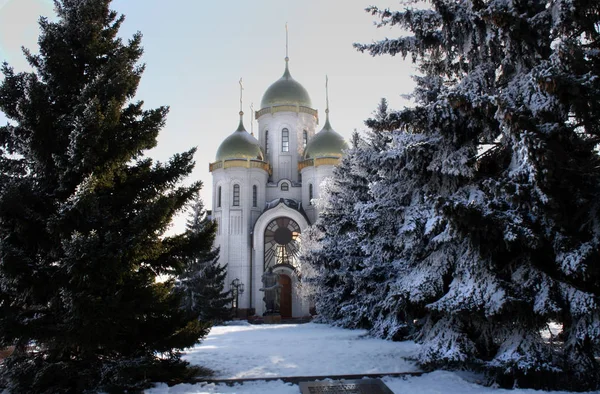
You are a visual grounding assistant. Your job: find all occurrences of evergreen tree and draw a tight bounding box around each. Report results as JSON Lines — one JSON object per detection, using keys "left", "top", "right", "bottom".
{"left": 0, "top": 1, "right": 210, "bottom": 391}
{"left": 299, "top": 131, "right": 373, "bottom": 327}
{"left": 353, "top": 97, "right": 465, "bottom": 343}
{"left": 177, "top": 195, "right": 231, "bottom": 324}
{"left": 332, "top": 100, "right": 412, "bottom": 336}
{"left": 343, "top": 0, "right": 600, "bottom": 389}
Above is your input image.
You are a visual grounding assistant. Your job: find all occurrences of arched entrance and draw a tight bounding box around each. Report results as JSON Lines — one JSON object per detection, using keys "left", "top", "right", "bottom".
{"left": 252, "top": 201, "right": 311, "bottom": 317}
{"left": 279, "top": 274, "right": 292, "bottom": 318}
{"left": 264, "top": 217, "right": 299, "bottom": 318}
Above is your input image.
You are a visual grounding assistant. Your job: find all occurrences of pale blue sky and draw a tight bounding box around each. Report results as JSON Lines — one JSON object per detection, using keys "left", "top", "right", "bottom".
{"left": 0, "top": 0, "right": 415, "bottom": 233}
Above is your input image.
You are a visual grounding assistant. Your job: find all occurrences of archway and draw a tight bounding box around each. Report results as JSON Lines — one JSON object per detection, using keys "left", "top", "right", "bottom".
{"left": 252, "top": 201, "right": 310, "bottom": 317}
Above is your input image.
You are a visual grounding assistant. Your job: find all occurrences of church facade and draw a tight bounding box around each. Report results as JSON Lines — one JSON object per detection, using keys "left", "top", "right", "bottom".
{"left": 208, "top": 57, "right": 347, "bottom": 318}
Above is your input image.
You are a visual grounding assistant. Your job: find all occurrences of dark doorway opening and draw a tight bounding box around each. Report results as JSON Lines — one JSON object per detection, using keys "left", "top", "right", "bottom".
{"left": 279, "top": 274, "right": 292, "bottom": 318}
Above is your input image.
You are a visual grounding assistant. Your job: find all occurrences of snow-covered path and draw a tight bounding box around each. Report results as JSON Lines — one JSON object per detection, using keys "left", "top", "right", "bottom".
{"left": 148, "top": 322, "right": 597, "bottom": 393}
{"left": 181, "top": 322, "right": 419, "bottom": 379}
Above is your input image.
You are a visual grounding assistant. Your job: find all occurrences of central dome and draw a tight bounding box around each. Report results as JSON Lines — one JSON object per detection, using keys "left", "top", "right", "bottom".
{"left": 260, "top": 61, "right": 312, "bottom": 109}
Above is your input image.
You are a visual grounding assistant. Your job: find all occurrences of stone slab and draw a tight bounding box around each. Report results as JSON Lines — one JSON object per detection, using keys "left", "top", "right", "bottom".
{"left": 299, "top": 378, "right": 394, "bottom": 394}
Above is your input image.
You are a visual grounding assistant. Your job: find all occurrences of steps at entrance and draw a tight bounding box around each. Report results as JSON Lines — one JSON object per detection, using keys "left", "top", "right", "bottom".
{"left": 246, "top": 316, "right": 313, "bottom": 324}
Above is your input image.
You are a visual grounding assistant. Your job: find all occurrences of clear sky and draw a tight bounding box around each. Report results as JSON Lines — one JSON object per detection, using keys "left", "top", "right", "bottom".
{"left": 0, "top": 0, "right": 415, "bottom": 233}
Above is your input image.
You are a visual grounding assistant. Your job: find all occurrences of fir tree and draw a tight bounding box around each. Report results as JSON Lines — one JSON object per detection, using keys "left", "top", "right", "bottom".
{"left": 344, "top": 0, "right": 600, "bottom": 390}
{"left": 299, "top": 131, "right": 375, "bottom": 328}
{"left": 353, "top": 97, "right": 463, "bottom": 342}
{"left": 177, "top": 195, "right": 231, "bottom": 324}
{"left": 0, "top": 1, "right": 210, "bottom": 392}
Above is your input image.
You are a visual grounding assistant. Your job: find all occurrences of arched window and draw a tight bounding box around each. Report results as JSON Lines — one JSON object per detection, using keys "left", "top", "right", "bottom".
{"left": 233, "top": 184, "right": 240, "bottom": 206}
{"left": 252, "top": 185, "right": 258, "bottom": 207}
{"left": 265, "top": 130, "right": 269, "bottom": 156}
{"left": 303, "top": 130, "right": 308, "bottom": 149}
{"left": 264, "top": 217, "right": 301, "bottom": 270}
{"left": 308, "top": 183, "right": 313, "bottom": 205}
{"left": 281, "top": 128, "right": 289, "bottom": 152}
{"left": 281, "top": 182, "right": 289, "bottom": 191}
{"left": 217, "top": 186, "right": 222, "bottom": 208}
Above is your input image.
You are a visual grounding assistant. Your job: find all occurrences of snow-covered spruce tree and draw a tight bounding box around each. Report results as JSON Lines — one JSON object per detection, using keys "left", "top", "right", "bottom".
{"left": 351, "top": 96, "right": 470, "bottom": 343}
{"left": 176, "top": 195, "right": 231, "bottom": 324}
{"left": 328, "top": 99, "right": 418, "bottom": 338}
{"left": 356, "top": 0, "right": 600, "bottom": 390}
{"left": 300, "top": 98, "right": 459, "bottom": 339}
{"left": 299, "top": 131, "right": 374, "bottom": 328}
{"left": 337, "top": 102, "right": 401, "bottom": 334}
{"left": 0, "top": 1, "right": 211, "bottom": 392}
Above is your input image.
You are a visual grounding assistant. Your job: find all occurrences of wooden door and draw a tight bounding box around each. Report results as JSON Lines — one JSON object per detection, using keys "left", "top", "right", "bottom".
{"left": 279, "top": 274, "right": 292, "bottom": 318}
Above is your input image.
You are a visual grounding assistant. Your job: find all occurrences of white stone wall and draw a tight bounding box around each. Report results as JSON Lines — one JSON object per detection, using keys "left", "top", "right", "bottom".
{"left": 313, "top": 165, "right": 334, "bottom": 220}
{"left": 212, "top": 165, "right": 268, "bottom": 309}
{"left": 300, "top": 166, "right": 316, "bottom": 224}
{"left": 257, "top": 111, "right": 317, "bottom": 184}
{"left": 265, "top": 179, "right": 302, "bottom": 203}
{"left": 300, "top": 164, "right": 334, "bottom": 224}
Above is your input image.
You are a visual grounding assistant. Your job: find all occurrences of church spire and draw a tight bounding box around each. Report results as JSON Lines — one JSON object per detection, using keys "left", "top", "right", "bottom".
{"left": 250, "top": 102, "right": 254, "bottom": 136}
{"left": 283, "top": 23, "right": 291, "bottom": 79}
{"left": 285, "top": 23, "right": 289, "bottom": 64}
{"left": 324, "top": 75, "right": 332, "bottom": 130}
{"left": 236, "top": 78, "right": 247, "bottom": 132}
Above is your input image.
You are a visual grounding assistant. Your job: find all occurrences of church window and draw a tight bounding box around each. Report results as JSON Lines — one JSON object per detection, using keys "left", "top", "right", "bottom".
{"left": 264, "top": 217, "right": 301, "bottom": 271}
{"left": 281, "top": 182, "right": 289, "bottom": 191}
{"left": 233, "top": 184, "right": 240, "bottom": 206}
{"left": 265, "top": 130, "right": 269, "bottom": 156}
{"left": 252, "top": 185, "right": 257, "bottom": 207}
{"left": 217, "top": 186, "right": 222, "bottom": 207}
{"left": 282, "top": 128, "right": 289, "bottom": 152}
{"left": 303, "top": 130, "right": 308, "bottom": 149}
{"left": 309, "top": 183, "right": 313, "bottom": 204}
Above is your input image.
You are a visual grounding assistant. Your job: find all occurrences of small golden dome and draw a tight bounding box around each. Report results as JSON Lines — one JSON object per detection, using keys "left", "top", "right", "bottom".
{"left": 215, "top": 113, "right": 264, "bottom": 161}
{"left": 303, "top": 115, "right": 347, "bottom": 159}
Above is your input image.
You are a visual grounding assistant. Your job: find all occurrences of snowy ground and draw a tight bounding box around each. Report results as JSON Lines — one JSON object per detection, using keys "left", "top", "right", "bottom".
{"left": 148, "top": 322, "right": 596, "bottom": 394}
{"left": 180, "top": 321, "right": 418, "bottom": 379}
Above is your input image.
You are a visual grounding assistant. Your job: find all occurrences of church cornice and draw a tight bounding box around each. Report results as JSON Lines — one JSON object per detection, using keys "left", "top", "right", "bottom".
{"left": 255, "top": 105, "right": 318, "bottom": 121}
{"left": 209, "top": 159, "right": 271, "bottom": 174}
{"left": 298, "top": 157, "right": 341, "bottom": 171}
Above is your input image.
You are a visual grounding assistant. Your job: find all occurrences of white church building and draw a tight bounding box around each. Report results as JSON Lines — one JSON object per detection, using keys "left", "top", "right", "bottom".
{"left": 208, "top": 55, "right": 347, "bottom": 318}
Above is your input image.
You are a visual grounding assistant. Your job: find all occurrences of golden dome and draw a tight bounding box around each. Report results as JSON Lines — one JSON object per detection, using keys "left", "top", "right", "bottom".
{"left": 215, "top": 113, "right": 264, "bottom": 161}
{"left": 303, "top": 114, "right": 347, "bottom": 159}
{"left": 260, "top": 61, "right": 312, "bottom": 109}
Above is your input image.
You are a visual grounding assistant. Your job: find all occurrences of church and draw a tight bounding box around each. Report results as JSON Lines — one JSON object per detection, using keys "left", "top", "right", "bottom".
{"left": 208, "top": 54, "right": 347, "bottom": 318}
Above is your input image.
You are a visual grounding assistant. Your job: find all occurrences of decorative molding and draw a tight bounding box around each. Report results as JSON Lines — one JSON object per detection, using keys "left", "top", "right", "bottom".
{"left": 297, "top": 157, "right": 340, "bottom": 170}
{"left": 255, "top": 105, "right": 318, "bottom": 120}
{"left": 210, "top": 159, "right": 271, "bottom": 174}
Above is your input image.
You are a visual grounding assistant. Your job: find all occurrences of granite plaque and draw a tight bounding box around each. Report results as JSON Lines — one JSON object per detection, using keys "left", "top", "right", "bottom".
{"left": 299, "top": 379, "right": 394, "bottom": 394}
